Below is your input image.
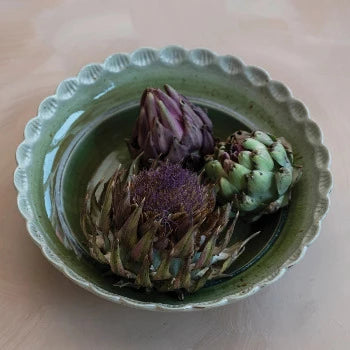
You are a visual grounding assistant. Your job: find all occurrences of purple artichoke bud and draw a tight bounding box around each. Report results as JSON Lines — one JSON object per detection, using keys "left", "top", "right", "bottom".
{"left": 128, "top": 85, "right": 215, "bottom": 165}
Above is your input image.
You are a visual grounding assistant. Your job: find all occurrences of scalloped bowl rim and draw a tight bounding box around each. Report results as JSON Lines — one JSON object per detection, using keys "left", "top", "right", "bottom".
{"left": 14, "top": 46, "right": 332, "bottom": 312}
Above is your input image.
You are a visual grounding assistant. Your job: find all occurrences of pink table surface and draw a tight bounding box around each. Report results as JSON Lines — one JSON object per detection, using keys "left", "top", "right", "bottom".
{"left": 1, "top": 1, "right": 349, "bottom": 349}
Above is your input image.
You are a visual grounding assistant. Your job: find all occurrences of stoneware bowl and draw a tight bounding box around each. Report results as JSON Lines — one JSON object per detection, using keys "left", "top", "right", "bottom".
{"left": 14, "top": 46, "right": 332, "bottom": 311}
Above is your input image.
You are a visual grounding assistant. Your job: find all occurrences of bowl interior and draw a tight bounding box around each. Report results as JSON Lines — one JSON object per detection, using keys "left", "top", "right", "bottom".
{"left": 48, "top": 100, "right": 286, "bottom": 303}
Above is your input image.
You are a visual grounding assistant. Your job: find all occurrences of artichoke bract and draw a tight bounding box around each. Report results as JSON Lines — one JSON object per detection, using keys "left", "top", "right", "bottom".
{"left": 127, "top": 84, "right": 215, "bottom": 167}
{"left": 205, "top": 130, "right": 302, "bottom": 221}
{"left": 81, "top": 159, "right": 258, "bottom": 299}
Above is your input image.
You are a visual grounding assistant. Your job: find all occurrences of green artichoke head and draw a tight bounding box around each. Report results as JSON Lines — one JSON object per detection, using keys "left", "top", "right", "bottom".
{"left": 81, "top": 159, "right": 258, "bottom": 299}
{"left": 205, "top": 130, "right": 302, "bottom": 220}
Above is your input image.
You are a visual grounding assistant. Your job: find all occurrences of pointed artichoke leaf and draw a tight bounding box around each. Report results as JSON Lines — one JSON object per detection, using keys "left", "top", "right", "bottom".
{"left": 212, "top": 204, "right": 231, "bottom": 244}
{"left": 110, "top": 239, "right": 135, "bottom": 279}
{"left": 242, "top": 138, "right": 267, "bottom": 151}
{"left": 219, "top": 177, "right": 237, "bottom": 200}
{"left": 127, "top": 152, "right": 143, "bottom": 179}
{"left": 214, "top": 209, "right": 239, "bottom": 254}
{"left": 277, "top": 136, "right": 293, "bottom": 157}
{"left": 117, "top": 199, "right": 144, "bottom": 248}
{"left": 167, "top": 137, "right": 189, "bottom": 163}
{"left": 139, "top": 217, "right": 158, "bottom": 236}
{"left": 181, "top": 101, "right": 204, "bottom": 129}
{"left": 237, "top": 193, "right": 261, "bottom": 212}
{"left": 98, "top": 173, "right": 116, "bottom": 238}
{"left": 152, "top": 253, "right": 172, "bottom": 281}
{"left": 131, "top": 222, "right": 157, "bottom": 263}
{"left": 143, "top": 132, "right": 159, "bottom": 160}
{"left": 81, "top": 194, "right": 93, "bottom": 240}
{"left": 90, "top": 240, "right": 108, "bottom": 264}
{"left": 181, "top": 114, "right": 203, "bottom": 151}
{"left": 190, "top": 268, "right": 212, "bottom": 293}
{"left": 253, "top": 131, "right": 274, "bottom": 146}
{"left": 98, "top": 179, "right": 110, "bottom": 209}
{"left": 113, "top": 178, "right": 131, "bottom": 230}
{"left": 135, "top": 106, "right": 149, "bottom": 149}
{"left": 91, "top": 180, "right": 103, "bottom": 216}
{"left": 152, "top": 118, "right": 173, "bottom": 155}
{"left": 201, "top": 126, "right": 215, "bottom": 155}
{"left": 135, "top": 255, "right": 152, "bottom": 289}
{"left": 193, "top": 103, "right": 213, "bottom": 130}
{"left": 85, "top": 215, "right": 108, "bottom": 264}
{"left": 173, "top": 256, "right": 192, "bottom": 291}
{"left": 163, "top": 84, "right": 182, "bottom": 103}
{"left": 275, "top": 167, "right": 293, "bottom": 195}
{"left": 270, "top": 141, "right": 289, "bottom": 167}
{"left": 262, "top": 194, "right": 288, "bottom": 216}
{"left": 156, "top": 87, "right": 182, "bottom": 115}
{"left": 251, "top": 149, "right": 274, "bottom": 171}
{"left": 218, "top": 202, "right": 231, "bottom": 227}
{"left": 246, "top": 170, "right": 275, "bottom": 202}
{"left": 204, "top": 160, "right": 227, "bottom": 182}
{"left": 238, "top": 150, "right": 253, "bottom": 169}
{"left": 157, "top": 100, "right": 183, "bottom": 140}
{"left": 219, "top": 246, "right": 246, "bottom": 275}
{"left": 219, "top": 231, "right": 260, "bottom": 274}
{"left": 228, "top": 163, "right": 250, "bottom": 192}
{"left": 198, "top": 207, "right": 221, "bottom": 240}
{"left": 194, "top": 230, "right": 218, "bottom": 270}
{"left": 171, "top": 226, "right": 196, "bottom": 258}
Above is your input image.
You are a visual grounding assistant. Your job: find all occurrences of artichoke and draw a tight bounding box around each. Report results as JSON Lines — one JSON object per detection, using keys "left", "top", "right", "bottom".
{"left": 205, "top": 130, "right": 302, "bottom": 220}
{"left": 81, "top": 159, "right": 258, "bottom": 299}
{"left": 127, "top": 84, "right": 215, "bottom": 167}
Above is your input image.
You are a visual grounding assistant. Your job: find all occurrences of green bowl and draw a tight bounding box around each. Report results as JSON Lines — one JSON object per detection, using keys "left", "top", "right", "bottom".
{"left": 14, "top": 46, "right": 332, "bottom": 311}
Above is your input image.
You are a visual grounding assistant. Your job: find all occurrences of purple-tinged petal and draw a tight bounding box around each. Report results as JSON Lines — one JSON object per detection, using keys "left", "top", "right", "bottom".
{"left": 151, "top": 118, "right": 173, "bottom": 154}
{"left": 192, "top": 104, "right": 213, "bottom": 129}
{"left": 200, "top": 126, "right": 215, "bottom": 155}
{"left": 167, "top": 138, "right": 189, "bottom": 163}
{"left": 154, "top": 88, "right": 182, "bottom": 117}
{"left": 143, "top": 132, "right": 159, "bottom": 160}
{"left": 157, "top": 100, "right": 184, "bottom": 139}
{"left": 181, "top": 101, "right": 203, "bottom": 127}
{"left": 136, "top": 106, "right": 148, "bottom": 149}
{"left": 164, "top": 84, "right": 182, "bottom": 102}
{"left": 144, "top": 91, "right": 158, "bottom": 128}
{"left": 181, "top": 114, "right": 203, "bottom": 151}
